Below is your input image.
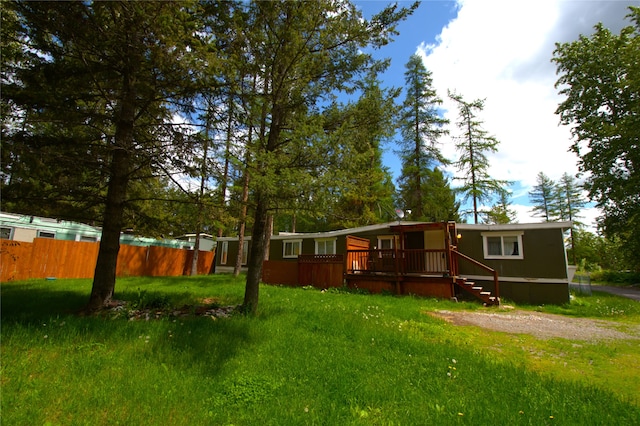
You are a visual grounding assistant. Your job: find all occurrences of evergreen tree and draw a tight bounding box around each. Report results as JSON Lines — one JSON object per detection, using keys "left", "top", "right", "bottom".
{"left": 421, "top": 168, "right": 461, "bottom": 222}
{"left": 239, "top": 1, "right": 419, "bottom": 313}
{"left": 485, "top": 189, "right": 517, "bottom": 224}
{"left": 397, "top": 54, "right": 449, "bottom": 219}
{"left": 449, "top": 90, "right": 508, "bottom": 224}
{"left": 529, "top": 172, "right": 558, "bottom": 222}
{"left": 324, "top": 70, "right": 399, "bottom": 229}
{"left": 556, "top": 172, "right": 587, "bottom": 264}
{"left": 5, "top": 1, "right": 212, "bottom": 310}
{"left": 556, "top": 172, "right": 587, "bottom": 224}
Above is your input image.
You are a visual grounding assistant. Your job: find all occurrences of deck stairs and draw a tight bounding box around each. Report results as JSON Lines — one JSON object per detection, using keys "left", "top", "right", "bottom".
{"left": 454, "top": 277, "right": 500, "bottom": 306}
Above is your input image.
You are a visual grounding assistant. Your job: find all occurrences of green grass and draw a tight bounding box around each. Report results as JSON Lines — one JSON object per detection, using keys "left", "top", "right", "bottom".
{"left": 2, "top": 276, "right": 639, "bottom": 425}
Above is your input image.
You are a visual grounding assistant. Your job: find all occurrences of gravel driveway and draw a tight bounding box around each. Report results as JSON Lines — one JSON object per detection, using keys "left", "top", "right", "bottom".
{"left": 430, "top": 309, "right": 640, "bottom": 341}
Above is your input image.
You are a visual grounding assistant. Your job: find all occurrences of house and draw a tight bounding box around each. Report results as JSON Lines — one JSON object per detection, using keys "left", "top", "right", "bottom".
{"left": 174, "top": 233, "right": 216, "bottom": 252}
{"left": 0, "top": 212, "right": 199, "bottom": 250}
{"left": 0, "top": 212, "right": 102, "bottom": 243}
{"left": 215, "top": 220, "right": 574, "bottom": 305}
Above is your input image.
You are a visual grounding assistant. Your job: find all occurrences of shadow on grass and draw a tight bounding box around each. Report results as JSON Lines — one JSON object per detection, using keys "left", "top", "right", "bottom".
{"left": 1, "top": 280, "right": 90, "bottom": 323}
{"left": 0, "top": 277, "right": 254, "bottom": 380}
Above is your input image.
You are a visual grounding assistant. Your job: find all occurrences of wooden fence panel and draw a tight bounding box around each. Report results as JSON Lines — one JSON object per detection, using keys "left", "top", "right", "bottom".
{"left": 1, "top": 238, "right": 215, "bottom": 281}
{"left": 298, "top": 255, "right": 344, "bottom": 289}
{"left": 1, "top": 240, "right": 33, "bottom": 282}
{"left": 183, "top": 250, "right": 215, "bottom": 276}
{"left": 145, "top": 245, "right": 187, "bottom": 277}
{"left": 67, "top": 241, "right": 100, "bottom": 278}
{"left": 262, "top": 260, "right": 298, "bottom": 285}
{"left": 28, "top": 239, "right": 98, "bottom": 279}
{"left": 116, "top": 245, "right": 148, "bottom": 277}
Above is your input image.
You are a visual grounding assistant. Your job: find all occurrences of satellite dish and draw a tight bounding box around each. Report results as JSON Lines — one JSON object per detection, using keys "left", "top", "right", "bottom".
{"left": 395, "top": 208, "right": 404, "bottom": 219}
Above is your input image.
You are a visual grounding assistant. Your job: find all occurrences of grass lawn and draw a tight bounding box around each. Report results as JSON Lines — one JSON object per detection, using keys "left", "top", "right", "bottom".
{"left": 2, "top": 275, "right": 639, "bottom": 425}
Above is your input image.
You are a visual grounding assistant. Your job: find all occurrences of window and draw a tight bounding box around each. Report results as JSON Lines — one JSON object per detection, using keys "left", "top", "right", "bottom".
{"left": 241, "top": 241, "right": 249, "bottom": 265}
{"left": 79, "top": 235, "right": 97, "bottom": 242}
{"left": 220, "top": 241, "right": 229, "bottom": 265}
{"left": 377, "top": 235, "right": 395, "bottom": 250}
{"left": 283, "top": 239, "right": 302, "bottom": 258}
{"left": 482, "top": 232, "right": 523, "bottom": 259}
{"left": 37, "top": 230, "right": 55, "bottom": 239}
{"left": 1, "top": 227, "right": 13, "bottom": 240}
{"left": 315, "top": 238, "right": 336, "bottom": 255}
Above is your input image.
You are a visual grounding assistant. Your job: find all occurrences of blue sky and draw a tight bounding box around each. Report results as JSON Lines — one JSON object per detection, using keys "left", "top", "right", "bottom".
{"left": 354, "top": 0, "right": 636, "bottom": 229}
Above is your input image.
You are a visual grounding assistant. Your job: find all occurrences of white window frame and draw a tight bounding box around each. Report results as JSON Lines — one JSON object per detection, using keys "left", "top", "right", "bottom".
{"left": 79, "top": 235, "right": 98, "bottom": 242}
{"left": 1, "top": 226, "right": 14, "bottom": 240}
{"left": 241, "top": 240, "right": 249, "bottom": 265}
{"left": 220, "top": 241, "right": 229, "bottom": 265}
{"left": 37, "top": 230, "right": 56, "bottom": 239}
{"left": 315, "top": 238, "right": 337, "bottom": 255}
{"left": 377, "top": 235, "right": 395, "bottom": 250}
{"left": 283, "top": 239, "right": 302, "bottom": 258}
{"left": 481, "top": 231, "right": 524, "bottom": 260}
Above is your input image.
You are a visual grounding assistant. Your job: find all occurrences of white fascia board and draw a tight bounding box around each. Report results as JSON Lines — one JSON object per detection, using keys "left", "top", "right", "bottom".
{"left": 218, "top": 222, "right": 424, "bottom": 242}
{"left": 456, "top": 221, "right": 573, "bottom": 231}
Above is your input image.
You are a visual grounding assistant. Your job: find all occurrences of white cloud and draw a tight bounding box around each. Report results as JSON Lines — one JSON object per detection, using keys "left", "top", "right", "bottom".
{"left": 417, "top": 0, "right": 633, "bottom": 226}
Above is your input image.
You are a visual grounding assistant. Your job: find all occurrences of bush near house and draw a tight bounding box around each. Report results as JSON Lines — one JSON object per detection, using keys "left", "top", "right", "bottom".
{"left": 590, "top": 270, "right": 640, "bottom": 286}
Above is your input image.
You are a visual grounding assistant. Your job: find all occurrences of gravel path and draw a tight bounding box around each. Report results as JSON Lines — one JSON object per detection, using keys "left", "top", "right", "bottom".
{"left": 430, "top": 309, "right": 640, "bottom": 341}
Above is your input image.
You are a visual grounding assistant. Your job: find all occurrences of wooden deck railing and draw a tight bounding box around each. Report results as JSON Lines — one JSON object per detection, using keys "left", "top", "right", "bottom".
{"left": 450, "top": 249, "right": 500, "bottom": 300}
{"left": 346, "top": 249, "right": 449, "bottom": 275}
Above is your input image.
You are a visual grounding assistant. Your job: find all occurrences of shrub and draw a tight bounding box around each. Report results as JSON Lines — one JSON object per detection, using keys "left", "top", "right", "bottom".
{"left": 589, "top": 270, "right": 640, "bottom": 285}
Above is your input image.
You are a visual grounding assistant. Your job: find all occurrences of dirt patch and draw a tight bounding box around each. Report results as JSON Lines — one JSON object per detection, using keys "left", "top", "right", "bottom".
{"left": 100, "top": 299, "right": 240, "bottom": 321}
{"left": 429, "top": 309, "right": 640, "bottom": 341}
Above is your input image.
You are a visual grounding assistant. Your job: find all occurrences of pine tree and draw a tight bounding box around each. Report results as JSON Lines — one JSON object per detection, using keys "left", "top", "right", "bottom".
{"left": 421, "top": 168, "right": 461, "bottom": 222}
{"left": 323, "top": 70, "right": 399, "bottom": 229}
{"left": 240, "top": 1, "right": 419, "bottom": 314}
{"left": 555, "top": 172, "right": 587, "bottom": 264}
{"left": 6, "top": 1, "right": 212, "bottom": 310}
{"left": 449, "top": 90, "right": 509, "bottom": 224}
{"left": 485, "top": 189, "right": 517, "bottom": 224}
{"left": 529, "top": 172, "right": 558, "bottom": 222}
{"left": 397, "top": 54, "right": 449, "bottom": 219}
{"left": 556, "top": 172, "right": 586, "bottom": 224}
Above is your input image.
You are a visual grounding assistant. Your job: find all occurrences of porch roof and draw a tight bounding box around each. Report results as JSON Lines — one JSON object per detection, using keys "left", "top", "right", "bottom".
{"left": 389, "top": 222, "right": 453, "bottom": 233}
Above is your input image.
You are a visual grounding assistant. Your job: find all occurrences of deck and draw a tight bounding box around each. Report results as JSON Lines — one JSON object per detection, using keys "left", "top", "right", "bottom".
{"left": 345, "top": 247, "right": 500, "bottom": 305}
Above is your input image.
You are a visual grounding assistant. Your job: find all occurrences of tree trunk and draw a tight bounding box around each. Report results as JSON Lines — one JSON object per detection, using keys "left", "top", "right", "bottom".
{"left": 243, "top": 191, "right": 268, "bottom": 314}
{"left": 233, "top": 166, "right": 250, "bottom": 277}
{"left": 264, "top": 214, "right": 273, "bottom": 261}
{"left": 190, "top": 229, "right": 201, "bottom": 276}
{"left": 86, "top": 66, "right": 136, "bottom": 311}
{"left": 192, "top": 137, "right": 209, "bottom": 276}
{"left": 87, "top": 134, "right": 132, "bottom": 311}
{"left": 233, "top": 120, "right": 252, "bottom": 277}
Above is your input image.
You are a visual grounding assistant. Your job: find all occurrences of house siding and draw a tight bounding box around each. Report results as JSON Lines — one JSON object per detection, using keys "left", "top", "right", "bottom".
{"left": 457, "top": 228, "right": 568, "bottom": 279}
{"left": 456, "top": 227, "right": 570, "bottom": 304}
{"left": 215, "top": 221, "right": 571, "bottom": 305}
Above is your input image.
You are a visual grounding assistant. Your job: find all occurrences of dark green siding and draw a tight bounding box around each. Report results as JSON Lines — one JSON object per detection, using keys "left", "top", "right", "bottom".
{"left": 457, "top": 228, "right": 567, "bottom": 279}
{"left": 463, "top": 279, "right": 569, "bottom": 305}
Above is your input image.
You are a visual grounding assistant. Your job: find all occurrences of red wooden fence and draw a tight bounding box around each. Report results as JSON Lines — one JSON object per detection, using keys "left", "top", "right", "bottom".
{"left": 261, "top": 255, "right": 344, "bottom": 289}
{"left": 298, "top": 254, "right": 344, "bottom": 289}
{"left": 0, "top": 238, "right": 214, "bottom": 282}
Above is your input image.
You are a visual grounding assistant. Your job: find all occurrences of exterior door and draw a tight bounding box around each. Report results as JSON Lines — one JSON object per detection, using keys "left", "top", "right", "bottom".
{"left": 404, "top": 231, "right": 424, "bottom": 272}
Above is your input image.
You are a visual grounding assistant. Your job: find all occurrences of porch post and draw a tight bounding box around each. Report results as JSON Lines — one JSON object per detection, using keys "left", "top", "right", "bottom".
{"left": 394, "top": 229, "right": 402, "bottom": 294}
{"left": 444, "top": 222, "right": 451, "bottom": 277}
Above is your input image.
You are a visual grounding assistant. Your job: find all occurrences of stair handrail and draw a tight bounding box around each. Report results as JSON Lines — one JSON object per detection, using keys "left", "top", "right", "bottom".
{"left": 451, "top": 249, "right": 500, "bottom": 300}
